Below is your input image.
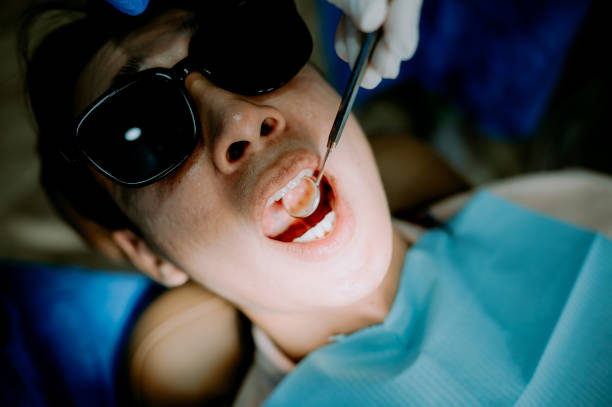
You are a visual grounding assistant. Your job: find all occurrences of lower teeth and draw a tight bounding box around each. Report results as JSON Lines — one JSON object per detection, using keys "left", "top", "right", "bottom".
{"left": 293, "top": 211, "right": 336, "bottom": 243}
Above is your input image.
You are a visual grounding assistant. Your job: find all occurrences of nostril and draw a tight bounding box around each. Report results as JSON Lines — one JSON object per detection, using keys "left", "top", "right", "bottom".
{"left": 260, "top": 118, "right": 275, "bottom": 136}
{"left": 227, "top": 141, "right": 249, "bottom": 162}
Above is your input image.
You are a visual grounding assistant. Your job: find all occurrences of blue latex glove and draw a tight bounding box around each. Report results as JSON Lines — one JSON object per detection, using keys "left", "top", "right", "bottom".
{"left": 104, "top": 0, "right": 149, "bottom": 16}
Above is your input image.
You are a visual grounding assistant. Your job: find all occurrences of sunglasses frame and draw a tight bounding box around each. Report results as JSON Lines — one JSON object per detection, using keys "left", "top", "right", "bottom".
{"left": 70, "top": 44, "right": 308, "bottom": 187}
{"left": 67, "top": 0, "right": 312, "bottom": 187}
{"left": 70, "top": 57, "right": 208, "bottom": 187}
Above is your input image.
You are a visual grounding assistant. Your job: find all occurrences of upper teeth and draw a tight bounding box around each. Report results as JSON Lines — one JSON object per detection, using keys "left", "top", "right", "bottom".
{"left": 266, "top": 168, "right": 314, "bottom": 208}
{"left": 293, "top": 211, "right": 336, "bottom": 243}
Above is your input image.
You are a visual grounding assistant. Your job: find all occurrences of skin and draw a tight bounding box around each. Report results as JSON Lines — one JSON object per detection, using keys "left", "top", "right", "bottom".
{"left": 74, "top": 10, "right": 408, "bottom": 360}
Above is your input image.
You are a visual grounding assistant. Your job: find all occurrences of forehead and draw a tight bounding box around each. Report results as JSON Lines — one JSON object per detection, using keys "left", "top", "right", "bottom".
{"left": 74, "top": 10, "right": 194, "bottom": 113}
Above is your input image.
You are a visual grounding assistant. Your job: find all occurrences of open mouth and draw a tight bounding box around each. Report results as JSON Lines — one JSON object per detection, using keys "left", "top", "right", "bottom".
{"left": 262, "top": 173, "right": 336, "bottom": 243}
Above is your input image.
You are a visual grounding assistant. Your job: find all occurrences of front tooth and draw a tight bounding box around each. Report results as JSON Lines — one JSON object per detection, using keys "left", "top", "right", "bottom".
{"left": 266, "top": 186, "right": 287, "bottom": 208}
{"left": 294, "top": 228, "right": 316, "bottom": 243}
{"left": 287, "top": 169, "right": 314, "bottom": 190}
{"left": 293, "top": 211, "right": 336, "bottom": 243}
{"left": 274, "top": 187, "right": 287, "bottom": 202}
{"left": 266, "top": 169, "right": 315, "bottom": 207}
{"left": 299, "top": 168, "right": 314, "bottom": 179}
{"left": 313, "top": 226, "right": 324, "bottom": 239}
{"left": 322, "top": 212, "right": 335, "bottom": 232}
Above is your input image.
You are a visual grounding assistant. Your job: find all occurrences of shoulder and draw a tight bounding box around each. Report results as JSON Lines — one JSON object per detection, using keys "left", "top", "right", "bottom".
{"left": 429, "top": 169, "right": 612, "bottom": 238}
{"left": 126, "top": 282, "right": 247, "bottom": 405}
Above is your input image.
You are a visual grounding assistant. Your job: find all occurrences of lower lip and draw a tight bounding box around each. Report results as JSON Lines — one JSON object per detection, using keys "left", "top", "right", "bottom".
{"left": 265, "top": 174, "right": 355, "bottom": 261}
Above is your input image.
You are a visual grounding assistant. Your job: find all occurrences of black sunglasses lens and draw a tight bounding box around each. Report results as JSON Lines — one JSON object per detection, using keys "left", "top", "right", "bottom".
{"left": 77, "top": 75, "right": 197, "bottom": 185}
{"left": 189, "top": 0, "right": 312, "bottom": 95}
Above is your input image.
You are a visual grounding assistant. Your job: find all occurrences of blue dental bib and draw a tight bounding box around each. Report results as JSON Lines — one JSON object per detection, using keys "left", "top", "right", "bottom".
{"left": 266, "top": 191, "right": 612, "bottom": 406}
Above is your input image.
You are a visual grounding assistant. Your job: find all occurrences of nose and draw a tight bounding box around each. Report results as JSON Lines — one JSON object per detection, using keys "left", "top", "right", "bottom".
{"left": 185, "top": 72, "right": 286, "bottom": 174}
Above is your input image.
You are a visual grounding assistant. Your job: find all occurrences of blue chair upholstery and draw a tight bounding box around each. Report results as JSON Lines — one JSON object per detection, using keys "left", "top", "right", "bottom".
{"left": 1, "top": 260, "right": 163, "bottom": 406}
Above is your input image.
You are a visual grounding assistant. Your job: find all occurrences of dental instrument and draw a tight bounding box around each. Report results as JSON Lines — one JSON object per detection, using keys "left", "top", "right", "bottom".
{"left": 282, "top": 30, "right": 380, "bottom": 218}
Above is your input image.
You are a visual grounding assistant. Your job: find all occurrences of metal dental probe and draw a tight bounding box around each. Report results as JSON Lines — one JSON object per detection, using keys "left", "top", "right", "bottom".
{"left": 282, "top": 30, "right": 380, "bottom": 218}
{"left": 315, "top": 30, "right": 380, "bottom": 186}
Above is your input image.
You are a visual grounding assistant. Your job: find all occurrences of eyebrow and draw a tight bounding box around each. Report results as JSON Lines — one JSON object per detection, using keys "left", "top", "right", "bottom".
{"left": 110, "top": 56, "right": 145, "bottom": 89}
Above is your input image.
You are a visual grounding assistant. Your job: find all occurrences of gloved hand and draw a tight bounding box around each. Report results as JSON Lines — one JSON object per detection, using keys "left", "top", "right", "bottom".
{"left": 327, "top": 0, "right": 423, "bottom": 89}
{"left": 104, "top": 0, "right": 149, "bottom": 16}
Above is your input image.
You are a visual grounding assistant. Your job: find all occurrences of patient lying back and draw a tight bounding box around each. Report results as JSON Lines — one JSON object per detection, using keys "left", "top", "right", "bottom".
{"left": 125, "top": 168, "right": 612, "bottom": 406}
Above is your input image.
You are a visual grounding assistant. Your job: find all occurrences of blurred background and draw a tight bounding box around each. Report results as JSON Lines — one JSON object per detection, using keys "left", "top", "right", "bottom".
{"left": 0, "top": 0, "right": 610, "bottom": 269}
{"left": 0, "top": 0, "right": 119, "bottom": 268}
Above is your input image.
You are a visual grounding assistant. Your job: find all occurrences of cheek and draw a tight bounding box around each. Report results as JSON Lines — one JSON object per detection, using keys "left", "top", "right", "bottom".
{"left": 143, "top": 199, "right": 217, "bottom": 261}
{"left": 335, "top": 117, "right": 390, "bottom": 219}
{"left": 283, "top": 72, "right": 341, "bottom": 133}
{"left": 128, "top": 170, "right": 229, "bottom": 264}
{"left": 129, "top": 177, "right": 268, "bottom": 303}
{"left": 333, "top": 119, "right": 394, "bottom": 296}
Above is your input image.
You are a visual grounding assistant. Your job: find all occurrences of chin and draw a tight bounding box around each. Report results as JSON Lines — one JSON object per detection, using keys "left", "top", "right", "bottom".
{"left": 335, "top": 215, "right": 394, "bottom": 304}
{"left": 290, "top": 212, "right": 394, "bottom": 310}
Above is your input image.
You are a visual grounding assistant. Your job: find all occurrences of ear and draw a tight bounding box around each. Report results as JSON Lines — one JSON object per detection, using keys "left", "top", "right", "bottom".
{"left": 111, "top": 229, "right": 189, "bottom": 287}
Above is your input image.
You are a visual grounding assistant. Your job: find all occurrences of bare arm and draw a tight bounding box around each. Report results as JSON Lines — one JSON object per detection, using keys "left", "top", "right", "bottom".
{"left": 126, "top": 282, "right": 249, "bottom": 406}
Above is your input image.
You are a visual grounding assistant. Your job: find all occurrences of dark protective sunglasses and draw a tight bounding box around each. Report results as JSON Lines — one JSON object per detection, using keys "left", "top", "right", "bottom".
{"left": 67, "top": 0, "right": 312, "bottom": 187}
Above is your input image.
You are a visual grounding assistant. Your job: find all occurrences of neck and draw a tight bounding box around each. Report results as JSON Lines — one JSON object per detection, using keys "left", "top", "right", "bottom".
{"left": 243, "top": 226, "right": 409, "bottom": 362}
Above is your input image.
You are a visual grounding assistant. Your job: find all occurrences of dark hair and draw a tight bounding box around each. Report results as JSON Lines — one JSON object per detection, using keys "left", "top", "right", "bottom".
{"left": 19, "top": 1, "right": 202, "bottom": 235}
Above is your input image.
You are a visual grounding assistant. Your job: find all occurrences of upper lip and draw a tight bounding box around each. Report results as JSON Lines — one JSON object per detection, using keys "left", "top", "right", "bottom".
{"left": 252, "top": 148, "right": 319, "bottom": 230}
